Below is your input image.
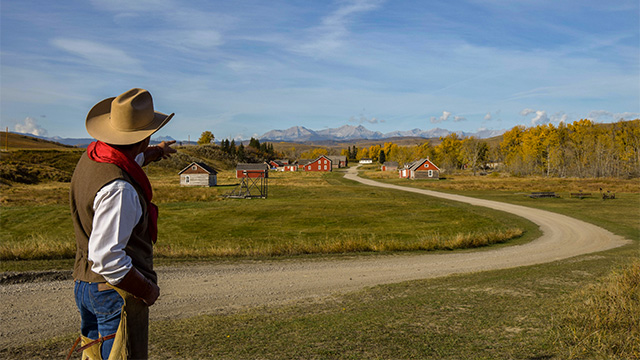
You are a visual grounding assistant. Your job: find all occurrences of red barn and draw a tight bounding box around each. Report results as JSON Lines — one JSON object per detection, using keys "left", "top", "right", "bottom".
{"left": 303, "top": 155, "right": 332, "bottom": 172}
{"left": 236, "top": 163, "right": 269, "bottom": 178}
{"left": 399, "top": 158, "right": 440, "bottom": 179}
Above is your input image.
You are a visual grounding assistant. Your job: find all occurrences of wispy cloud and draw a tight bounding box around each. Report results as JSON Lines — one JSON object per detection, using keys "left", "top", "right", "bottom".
{"left": 349, "top": 114, "right": 383, "bottom": 124}
{"left": 587, "top": 110, "right": 640, "bottom": 122}
{"left": 295, "top": 0, "right": 384, "bottom": 56}
{"left": 51, "top": 38, "right": 144, "bottom": 75}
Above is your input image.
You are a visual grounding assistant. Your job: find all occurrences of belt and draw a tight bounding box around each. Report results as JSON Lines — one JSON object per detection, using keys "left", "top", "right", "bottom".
{"left": 97, "top": 282, "right": 112, "bottom": 291}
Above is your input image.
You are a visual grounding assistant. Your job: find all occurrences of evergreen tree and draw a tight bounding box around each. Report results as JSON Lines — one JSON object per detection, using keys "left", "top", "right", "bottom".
{"left": 249, "top": 137, "right": 260, "bottom": 149}
{"left": 379, "top": 149, "right": 386, "bottom": 164}
{"left": 237, "top": 143, "right": 245, "bottom": 161}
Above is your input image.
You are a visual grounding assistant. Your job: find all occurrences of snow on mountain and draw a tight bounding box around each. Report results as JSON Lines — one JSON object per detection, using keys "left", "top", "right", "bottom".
{"left": 260, "top": 126, "right": 323, "bottom": 141}
{"left": 316, "top": 125, "right": 384, "bottom": 140}
{"left": 152, "top": 135, "right": 176, "bottom": 142}
{"left": 260, "top": 125, "right": 504, "bottom": 142}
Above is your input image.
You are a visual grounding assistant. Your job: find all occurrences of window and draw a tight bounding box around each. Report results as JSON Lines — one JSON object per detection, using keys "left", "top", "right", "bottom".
{"left": 318, "top": 164, "right": 321, "bottom": 170}
{"left": 192, "top": 165, "right": 197, "bottom": 170}
{"left": 324, "top": 165, "right": 327, "bottom": 170}
{"left": 428, "top": 170, "right": 433, "bottom": 177}
{"left": 185, "top": 175, "right": 190, "bottom": 184}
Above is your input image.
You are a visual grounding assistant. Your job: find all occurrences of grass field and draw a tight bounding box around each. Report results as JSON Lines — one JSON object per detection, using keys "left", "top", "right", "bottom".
{"left": 0, "top": 170, "right": 533, "bottom": 268}
{"left": 1, "top": 165, "right": 638, "bottom": 359}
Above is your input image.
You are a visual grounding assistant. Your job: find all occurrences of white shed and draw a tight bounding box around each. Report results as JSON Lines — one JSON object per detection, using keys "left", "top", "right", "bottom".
{"left": 178, "top": 162, "right": 218, "bottom": 187}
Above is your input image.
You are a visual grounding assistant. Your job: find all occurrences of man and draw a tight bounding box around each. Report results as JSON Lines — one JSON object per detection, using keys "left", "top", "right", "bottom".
{"left": 69, "top": 88, "right": 175, "bottom": 359}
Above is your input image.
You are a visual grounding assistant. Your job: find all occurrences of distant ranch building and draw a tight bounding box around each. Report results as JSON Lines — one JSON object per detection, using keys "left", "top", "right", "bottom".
{"left": 303, "top": 155, "right": 332, "bottom": 172}
{"left": 236, "top": 163, "right": 269, "bottom": 178}
{"left": 269, "top": 159, "right": 298, "bottom": 172}
{"left": 327, "top": 155, "right": 347, "bottom": 169}
{"left": 381, "top": 161, "right": 398, "bottom": 171}
{"left": 399, "top": 158, "right": 440, "bottom": 179}
{"left": 179, "top": 162, "right": 218, "bottom": 187}
{"left": 359, "top": 158, "right": 373, "bottom": 164}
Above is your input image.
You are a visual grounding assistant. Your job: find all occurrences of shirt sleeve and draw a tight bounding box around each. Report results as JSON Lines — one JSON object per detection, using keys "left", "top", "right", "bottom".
{"left": 88, "top": 180, "right": 143, "bottom": 285}
{"left": 135, "top": 152, "right": 145, "bottom": 166}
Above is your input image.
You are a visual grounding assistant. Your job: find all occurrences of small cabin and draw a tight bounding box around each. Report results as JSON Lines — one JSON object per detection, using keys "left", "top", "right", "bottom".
{"left": 179, "top": 162, "right": 218, "bottom": 187}
{"left": 236, "top": 163, "right": 269, "bottom": 178}
{"left": 359, "top": 158, "right": 373, "bottom": 164}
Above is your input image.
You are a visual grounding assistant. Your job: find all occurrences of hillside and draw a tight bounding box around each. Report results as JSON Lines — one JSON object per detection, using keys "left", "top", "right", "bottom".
{"left": 0, "top": 132, "right": 75, "bottom": 151}
{"left": 0, "top": 134, "right": 238, "bottom": 185}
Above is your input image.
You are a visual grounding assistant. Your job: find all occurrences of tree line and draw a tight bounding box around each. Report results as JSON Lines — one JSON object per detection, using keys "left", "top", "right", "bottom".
{"left": 499, "top": 119, "right": 639, "bottom": 178}
{"left": 340, "top": 119, "right": 639, "bottom": 178}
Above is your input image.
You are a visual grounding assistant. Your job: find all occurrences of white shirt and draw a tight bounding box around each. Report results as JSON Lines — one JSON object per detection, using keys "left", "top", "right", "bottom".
{"left": 88, "top": 153, "right": 145, "bottom": 285}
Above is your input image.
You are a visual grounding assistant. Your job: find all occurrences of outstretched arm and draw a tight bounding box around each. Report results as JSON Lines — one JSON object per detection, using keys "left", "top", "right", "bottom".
{"left": 143, "top": 140, "right": 177, "bottom": 165}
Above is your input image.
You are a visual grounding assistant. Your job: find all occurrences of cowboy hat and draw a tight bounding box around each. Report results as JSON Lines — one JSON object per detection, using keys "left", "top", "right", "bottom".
{"left": 86, "top": 88, "right": 174, "bottom": 145}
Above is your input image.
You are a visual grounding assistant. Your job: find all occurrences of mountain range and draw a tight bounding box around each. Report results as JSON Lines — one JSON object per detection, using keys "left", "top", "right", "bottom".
{"left": 14, "top": 125, "right": 504, "bottom": 147}
{"left": 259, "top": 125, "right": 505, "bottom": 142}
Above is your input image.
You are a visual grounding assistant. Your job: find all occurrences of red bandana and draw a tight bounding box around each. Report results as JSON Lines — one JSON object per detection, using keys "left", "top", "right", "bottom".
{"left": 87, "top": 141, "right": 158, "bottom": 243}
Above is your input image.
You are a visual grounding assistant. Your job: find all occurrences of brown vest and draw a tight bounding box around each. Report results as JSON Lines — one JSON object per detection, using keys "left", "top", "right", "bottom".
{"left": 70, "top": 153, "right": 157, "bottom": 284}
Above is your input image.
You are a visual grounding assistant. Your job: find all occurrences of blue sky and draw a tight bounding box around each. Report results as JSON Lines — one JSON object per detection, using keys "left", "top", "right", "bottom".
{"left": 1, "top": 0, "right": 638, "bottom": 141}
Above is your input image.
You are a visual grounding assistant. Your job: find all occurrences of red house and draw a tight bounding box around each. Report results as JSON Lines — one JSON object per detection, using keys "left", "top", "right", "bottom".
{"left": 303, "top": 155, "right": 332, "bottom": 172}
{"left": 236, "top": 163, "right": 269, "bottom": 178}
{"left": 399, "top": 158, "right": 440, "bottom": 179}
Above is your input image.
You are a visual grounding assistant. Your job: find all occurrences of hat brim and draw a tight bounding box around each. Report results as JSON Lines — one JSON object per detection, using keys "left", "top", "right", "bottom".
{"left": 86, "top": 97, "right": 174, "bottom": 145}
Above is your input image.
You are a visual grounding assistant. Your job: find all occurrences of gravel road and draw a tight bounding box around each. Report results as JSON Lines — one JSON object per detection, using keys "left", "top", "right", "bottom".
{"left": 0, "top": 167, "right": 629, "bottom": 349}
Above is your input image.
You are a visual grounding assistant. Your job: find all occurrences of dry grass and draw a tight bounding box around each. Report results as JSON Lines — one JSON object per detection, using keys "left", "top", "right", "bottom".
{"left": 0, "top": 234, "right": 75, "bottom": 260}
{"left": 367, "top": 170, "right": 640, "bottom": 193}
{"left": 153, "top": 228, "right": 523, "bottom": 258}
{"left": 0, "top": 181, "right": 71, "bottom": 205}
{"left": 554, "top": 260, "right": 640, "bottom": 359}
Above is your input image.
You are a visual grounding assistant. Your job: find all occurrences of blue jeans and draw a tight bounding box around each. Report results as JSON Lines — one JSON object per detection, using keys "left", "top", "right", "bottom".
{"left": 74, "top": 280, "right": 124, "bottom": 359}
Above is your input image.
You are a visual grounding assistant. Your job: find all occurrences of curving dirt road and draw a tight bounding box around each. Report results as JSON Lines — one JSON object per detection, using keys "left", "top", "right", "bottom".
{"left": 0, "top": 167, "right": 630, "bottom": 349}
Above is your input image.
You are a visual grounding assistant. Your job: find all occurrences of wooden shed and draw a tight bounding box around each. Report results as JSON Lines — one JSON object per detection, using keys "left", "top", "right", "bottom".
{"left": 236, "top": 163, "right": 269, "bottom": 178}
{"left": 179, "top": 162, "right": 218, "bottom": 186}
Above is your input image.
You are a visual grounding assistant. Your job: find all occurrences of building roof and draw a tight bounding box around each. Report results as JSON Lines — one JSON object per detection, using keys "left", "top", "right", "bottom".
{"left": 178, "top": 162, "right": 218, "bottom": 175}
{"left": 236, "top": 163, "right": 269, "bottom": 171}
{"left": 327, "top": 155, "right": 346, "bottom": 162}
{"left": 383, "top": 161, "right": 399, "bottom": 167}
{"left": 408, "top": 158, "right": 440, "bottom": 171}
